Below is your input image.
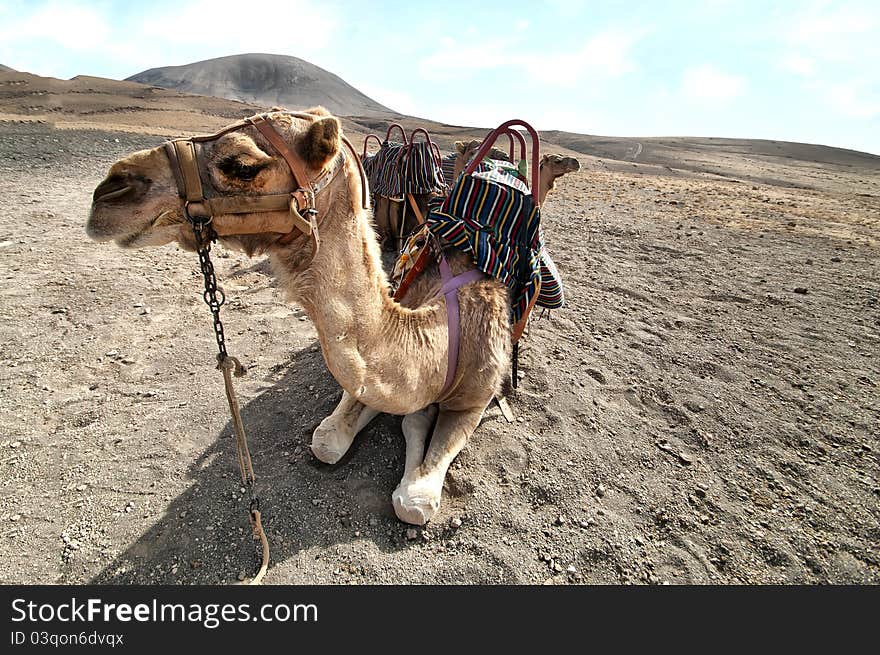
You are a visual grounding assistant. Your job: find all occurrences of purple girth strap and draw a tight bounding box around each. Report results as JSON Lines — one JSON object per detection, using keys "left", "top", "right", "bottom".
{"left": 438, "top": 254, "right": 486, "bottom": 397}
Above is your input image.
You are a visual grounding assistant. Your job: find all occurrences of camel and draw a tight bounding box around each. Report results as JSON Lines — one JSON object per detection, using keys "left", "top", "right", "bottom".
{"left": 452, "top": 139, "right": 580, "bottom": 205}
{"left": 537, "top": 153, "right": 581, "bottom": 205}
{"left": 86, "top": 108, "right": 512, "bottom": 526}
{"left": 451, "top": 140, "right": 511, "bottom": 184}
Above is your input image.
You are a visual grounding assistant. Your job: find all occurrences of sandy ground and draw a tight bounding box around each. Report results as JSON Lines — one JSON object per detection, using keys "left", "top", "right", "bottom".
{"left": 0, "top": 110, "right": 878, "bottom": 585}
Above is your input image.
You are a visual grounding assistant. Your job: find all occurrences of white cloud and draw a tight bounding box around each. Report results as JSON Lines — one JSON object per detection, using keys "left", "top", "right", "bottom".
{"left": 418, "top": 29, "right": 641, "bottom": 87}
{"left": 418, "top": 37, "right": 516, "bottom": 82}
{"left": 788, "top": 3, "right": 876, "bottom": 47}
{"left": 776, "top": 3, "right": 880, "bottom": 124}
{"left": 782, "top": 1, "right": 880, "bottom": 67}
{"left": 780, "top": 54, "right": 814, "bottom": 76}
{"left": 824, "top": 81, "right": 880, "bottom": 119}
{"left": 546, "top": 0, "right": 587, "bottom": 18}
{"left": 533, "top": 107, "right": 602, "bottom": 134}
{"left": 355, "top": 82, "right": 419, "bottom": 116}
{"left": 0, "top": 0, "right": 339, "bottom": 78}
{"left": 680, "top": 65, "right": 747, "bottom": 103}
{"left": 0, "top": 2, "right": 110, "bottom": 51}
{"left": 139, "top": 0, "right": 338, "bottom": 53}
{"left": 426, "top": 100, "right": 524, "bottom": 131}
{"left": 520, "top": 30, "right": 640, "bottom": 86}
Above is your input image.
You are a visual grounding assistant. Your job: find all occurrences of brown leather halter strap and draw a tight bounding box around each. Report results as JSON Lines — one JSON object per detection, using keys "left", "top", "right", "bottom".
{"left": 163, "top": 111, "right": 369, "bottom": 257}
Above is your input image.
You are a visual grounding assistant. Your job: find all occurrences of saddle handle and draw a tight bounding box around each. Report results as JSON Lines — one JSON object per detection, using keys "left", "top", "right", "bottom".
{"left": 464, "top": 119, "right": 540, "bottom": 201}
{"left": 408, "top": 127, "right": 443, "bottom": 168}
{"left": 501, "top": 128, "right": 527, "bottom": 162}
{"left": 362, "top": 134, "right": 382, "bottom": 158}
{"left": 385, "top": 123, "right": 408, "bottom": 144}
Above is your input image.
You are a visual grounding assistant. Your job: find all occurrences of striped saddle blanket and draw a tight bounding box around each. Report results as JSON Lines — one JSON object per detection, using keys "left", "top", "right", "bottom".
{"left": 440, "top": 153, "right": 457, "bottom": 193}
{"left": 362, "top": 150, "right": 379, "bottom": 184}
{"left": 425, "top": 160, "right": 564, "bottom": 325}
{"left": 368, "top": 140, "right": 446, "bottom": 198}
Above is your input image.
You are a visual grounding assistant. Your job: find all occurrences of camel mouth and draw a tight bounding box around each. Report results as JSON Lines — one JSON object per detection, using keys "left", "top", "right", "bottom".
{"left": 94, "top": 184, "right": 135, "bottom": 203}
{"left": 92, "top": 174, "right": 151, "bottom": 204}
{"left": 111, "top": 211, "right": 179, "bottom": 247}
{"left": 85, "top": 208, "right": 178, "bottom": 247}
{"left": 151, "top": 209, "right": 181, "bottom": 228}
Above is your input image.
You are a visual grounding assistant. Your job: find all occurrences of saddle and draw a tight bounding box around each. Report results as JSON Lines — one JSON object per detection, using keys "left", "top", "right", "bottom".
{"left": 364, "top": 126, "right": 447, "bottom": 251}
{"left": 365, "top": 125, "right": 446, "bottom": 199}
{"left": 391, "top": 120, "right": 565, "bottom": 390}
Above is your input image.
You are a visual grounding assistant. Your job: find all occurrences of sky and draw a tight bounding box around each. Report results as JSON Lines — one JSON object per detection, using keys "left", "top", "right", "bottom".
{"left": 1, "top": 0, "right": 878, "bottom": 154}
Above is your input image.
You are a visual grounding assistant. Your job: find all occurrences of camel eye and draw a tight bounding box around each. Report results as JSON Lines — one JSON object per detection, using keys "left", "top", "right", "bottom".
{"left": 217, "top": 156, "right": 266, "bottom": 181}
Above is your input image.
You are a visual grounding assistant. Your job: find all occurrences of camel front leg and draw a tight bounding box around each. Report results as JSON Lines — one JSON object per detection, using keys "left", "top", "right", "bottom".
{"left": 392, "top": 405, "right": 482, "bottom": 525}
{"left": 311, "top": 390, "right": 379, "bottom": 464}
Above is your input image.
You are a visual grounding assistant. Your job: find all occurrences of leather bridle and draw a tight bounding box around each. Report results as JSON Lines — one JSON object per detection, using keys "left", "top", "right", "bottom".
{"left": 163, "top": 111, "right": 370, "bottom": 266}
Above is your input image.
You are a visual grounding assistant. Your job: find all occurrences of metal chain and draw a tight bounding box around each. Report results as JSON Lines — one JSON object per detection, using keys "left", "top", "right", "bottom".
{"left": 191, "top": 221, "right": 228, "bottom": 359}
{"left": 189, "top": 217, "right": 268, "bottom": 582}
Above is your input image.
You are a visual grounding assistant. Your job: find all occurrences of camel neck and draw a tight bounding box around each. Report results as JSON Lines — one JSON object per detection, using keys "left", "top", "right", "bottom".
{"left": 270, "top": 201, "right": 446, "bottom": 415}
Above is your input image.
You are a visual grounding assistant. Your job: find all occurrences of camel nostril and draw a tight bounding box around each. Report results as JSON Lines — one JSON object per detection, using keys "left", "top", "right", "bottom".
{"left": 93, "top": 174, "right": 151, "bottom": 203}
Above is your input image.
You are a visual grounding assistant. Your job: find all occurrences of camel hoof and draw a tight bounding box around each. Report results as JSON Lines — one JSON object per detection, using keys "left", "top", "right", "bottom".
{"left": 310, "top": 441, "right": 345, "bottom": 465}
{"left": 392, "top": 484, "right": 440, "bottom": 525}
{"left": 310, "top": 417, "right": 356, "bottom": 464}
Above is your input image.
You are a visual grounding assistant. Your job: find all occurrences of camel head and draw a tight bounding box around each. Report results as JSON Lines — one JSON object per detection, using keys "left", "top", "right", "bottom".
{"left": 86, "top": 108, "right": 348, "bottom": 255}
{"left": 538, "top": 153, "right": 580, "bottom": 205}
{"left": 452, "top": 139, "right": 511, "bottom": 181}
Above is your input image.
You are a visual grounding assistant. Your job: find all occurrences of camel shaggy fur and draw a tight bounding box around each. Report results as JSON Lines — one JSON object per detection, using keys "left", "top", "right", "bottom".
{"left": 86, "top": 109, "right": 511, "bottom": 525}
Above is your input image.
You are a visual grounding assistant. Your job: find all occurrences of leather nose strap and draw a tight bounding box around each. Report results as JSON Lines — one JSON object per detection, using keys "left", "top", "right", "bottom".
{"left": 164, "top": 139, "right": 205, "bottom": 205}
{"left": 176, "top": 141, "right": 204, "bottom": 203}
{"left": 163, "top": 141, "right": 186, "bottom": 199}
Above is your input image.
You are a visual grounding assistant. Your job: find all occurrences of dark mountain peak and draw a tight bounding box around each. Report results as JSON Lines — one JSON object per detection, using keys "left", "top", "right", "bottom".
{"left": 126, "top": 53, "right": 395, "bottom": 117}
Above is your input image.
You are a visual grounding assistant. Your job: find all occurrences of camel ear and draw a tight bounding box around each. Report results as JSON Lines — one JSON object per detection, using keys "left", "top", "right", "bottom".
{"left": 540, "top": 154, "right": 551, "bottom": 165}
{"left": 298, "top": 116, "right": 341, "bottom": 168}
{"left": 455, "top": 141, "right": 467, "bottom": 154}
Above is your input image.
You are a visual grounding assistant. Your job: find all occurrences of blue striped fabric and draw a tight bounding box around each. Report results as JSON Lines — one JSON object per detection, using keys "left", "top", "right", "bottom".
{"left": 537, "top": 247, "right": 564, "bottom": 309}
{"left": 405, "top": 142, "right": 445, "bottom": 194}
{"left": 441, "top": 153, "right": 457, "bottom": 193}
{"left": 362, "top": 152, "right": 378, "bottom": 188}
{"left": 369, "top": 141, "right": 407, "bottom": 198}
{"left": 425, "top": 161, "right": 564, "bottom": 324}
{"left": 368, "top": 141, "right": 445, "bottom": 198}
